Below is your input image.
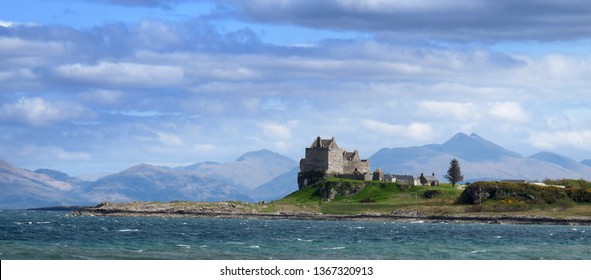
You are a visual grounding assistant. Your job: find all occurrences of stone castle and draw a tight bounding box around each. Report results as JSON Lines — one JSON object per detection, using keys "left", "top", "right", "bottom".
{"left": 297, "top": 136, "right": 439, "bottom": 189}
{"left": 298, "top": 136, "right": 370, "bottom": 189}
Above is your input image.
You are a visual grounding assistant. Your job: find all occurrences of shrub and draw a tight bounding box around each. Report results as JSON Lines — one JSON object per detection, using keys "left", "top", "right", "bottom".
{"left": 360, "top": 197, "right": 376, "bottom": 203}
{"left": 544, "top": 179, "right": 591, "bottom": 190}
{"left": 565, "top": 188, "right": 591, "bottom": 202}
{"left": 458, "top": 181, "right": 572, "bottom": 205}
{"left": 423, "top": 190, "right": 442, "bottom": 199}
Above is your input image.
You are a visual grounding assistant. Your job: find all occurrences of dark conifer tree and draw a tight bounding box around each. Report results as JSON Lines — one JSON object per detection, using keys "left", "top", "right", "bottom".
{"left": 444, "top": 158, "right": 464, "bottom": 187}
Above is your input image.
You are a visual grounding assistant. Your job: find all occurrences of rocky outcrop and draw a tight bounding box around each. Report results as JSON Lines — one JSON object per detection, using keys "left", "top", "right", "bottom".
{"left": 71, "top": 201, "right": 591, "bottom": 226}
{"left": 316, "top": 180, "right": 366, "bottom": 201}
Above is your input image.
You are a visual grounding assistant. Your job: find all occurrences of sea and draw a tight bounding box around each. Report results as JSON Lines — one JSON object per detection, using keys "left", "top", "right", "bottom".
{"left": 1, "top": 210, "right": 590, "bottom": 260}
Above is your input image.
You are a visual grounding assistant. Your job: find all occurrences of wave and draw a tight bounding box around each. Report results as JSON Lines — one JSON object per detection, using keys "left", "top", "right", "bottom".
{"left": 117, "top": 229, "right": 139, "bottom": 232}
{"left": 467, "top": 250, "right": 487, "bottom": 254}
{"left": 296, "top": 238, "right": 313, "bottom": 242}
{"left": 323, "top": 247, "right": 346, "bottom": 250}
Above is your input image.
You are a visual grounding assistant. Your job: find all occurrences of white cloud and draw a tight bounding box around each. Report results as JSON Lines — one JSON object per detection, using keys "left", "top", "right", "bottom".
{"left": 55, "top": 62, "right": 184, "bottom": 87}
{"left": 418, "top": 101, "right": 477, "bottom": 120}
{"left": 0, "top": 97, "right": 90, "bottom": 126}
{"left": 530, "top": 130, "right": 591, "bottom": 151}
{"left": 157, "top": 132, "right": 184, "bottom": 147}
{"left": 20, "top": 145, "right": 92, "bottom": 161}
{"left": 0, "top": 20, "right": 15, "bottom": 27}
{"left": 489, "top": 102, "right": 529, "bottom": 123}
{"left": 362, "top": 120, "right": 433, "bottom": 141}
{"left": 79, "top": 90, "right": 123, "bottom": 105}
{"left": 259, "top": 123, "right": 292, "bottom": 140}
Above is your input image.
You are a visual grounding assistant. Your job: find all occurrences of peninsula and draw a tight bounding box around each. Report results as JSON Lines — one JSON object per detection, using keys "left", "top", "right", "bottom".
{"left": 72, "top": 179, "right": 591, "bottom": 225}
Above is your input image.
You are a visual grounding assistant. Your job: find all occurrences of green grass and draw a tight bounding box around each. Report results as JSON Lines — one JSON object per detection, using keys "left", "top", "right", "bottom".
{"left": 264, "top": 179, "right": 591, "bottom": 218}
{"left": 269, "top": 178, "right": 464, "bottom": 214}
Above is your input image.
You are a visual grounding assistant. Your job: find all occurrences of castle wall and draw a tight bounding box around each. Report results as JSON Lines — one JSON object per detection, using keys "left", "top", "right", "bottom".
{"left": 326, "top": 148, "right": 344, "bottom": 174}
{"left": 303, "top": 148, "right": 329, "bottom": 172}
{"left": 343, "top": 159, "right": 370, "bottom": 174}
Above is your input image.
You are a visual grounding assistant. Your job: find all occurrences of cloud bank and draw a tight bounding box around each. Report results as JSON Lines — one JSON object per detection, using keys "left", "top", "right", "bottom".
{"left": 0, "top": 0, "right": 590, "bottom": 175}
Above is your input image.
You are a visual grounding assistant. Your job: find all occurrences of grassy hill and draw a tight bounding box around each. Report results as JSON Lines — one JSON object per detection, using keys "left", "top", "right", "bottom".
{"left": 265, "top": 178, "right": 462, "bottom": 214}
{"left": 261, "top": 178, "right": 591, "bottom": 218}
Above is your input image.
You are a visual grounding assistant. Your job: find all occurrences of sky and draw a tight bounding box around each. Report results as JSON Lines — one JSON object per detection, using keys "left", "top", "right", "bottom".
{"left": 0, "top": 0, "right": 590, "bottom": 176}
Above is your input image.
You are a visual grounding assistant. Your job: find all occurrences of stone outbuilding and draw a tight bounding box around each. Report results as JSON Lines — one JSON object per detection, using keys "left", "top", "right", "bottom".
{"left": 420, "top": 172, "right": 439, "bottom": 186}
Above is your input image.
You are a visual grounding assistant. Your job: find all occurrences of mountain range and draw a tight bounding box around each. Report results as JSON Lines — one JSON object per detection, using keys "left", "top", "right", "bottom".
{"left": 370, "top": 133, "right": 591, "bottom": 182}
{"left": 2, "top": 133, "right": 591, "bottom": 209}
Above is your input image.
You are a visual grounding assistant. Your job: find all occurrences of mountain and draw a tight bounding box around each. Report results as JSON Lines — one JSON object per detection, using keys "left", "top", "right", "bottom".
{"left": 369, "top": 133, "right": 591, "bottom": 182}
{"left": 189, "top": 149, "right": 297, "bottom": 192}
{"left": 84, "top": 150, "right": 297, "bottom": 203}
{"left": 0, "top": 160, "right": 89, "bottom": 209}
{"left": 0, "top": 149, "right": 298, "bottom": 208}
{"left": 85, "top": 163, "right": 251, "bottom": 203}
{"left": 437, "top": 133, "right": 521, "bottom": 161}
{"left": 4, "top": 135, "right": 590, "bottom": 209}
{"left": 528, "top": 152, "right": 589, "bottom": 172}
{"left": 34, "top": 168, "right": 88, "bottom": 187}
{"left": 249, "top": 167, "right": 299, "bottom": 202}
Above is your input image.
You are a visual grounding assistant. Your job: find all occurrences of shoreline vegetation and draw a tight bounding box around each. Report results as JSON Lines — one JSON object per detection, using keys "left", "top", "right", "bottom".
{"left": 71, "top": 179, "right": 591, "bottom": 226}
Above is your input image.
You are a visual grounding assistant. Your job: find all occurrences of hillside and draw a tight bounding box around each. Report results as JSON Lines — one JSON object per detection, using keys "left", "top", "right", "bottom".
{"left": 0, "top": 161, "right": 89, "bottom": 209}
{"left": 369, "top": 132, "right": 591, "bottom": 181}
{"left": 265, "top": 178, "right": 591, "bottom": 221}
{"left": 84, "top": 163, "right": 252, "bottom": 203}
{"left": 189, "top": 149, "right": 296, "bottom": 192}
{"left": 0, "top": 149, "right": 297, "bottom": 208}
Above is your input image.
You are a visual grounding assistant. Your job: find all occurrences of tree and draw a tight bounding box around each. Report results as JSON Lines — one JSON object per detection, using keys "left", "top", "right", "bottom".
{"left": 444, "top": 158, "right": 464, "bottom": 187}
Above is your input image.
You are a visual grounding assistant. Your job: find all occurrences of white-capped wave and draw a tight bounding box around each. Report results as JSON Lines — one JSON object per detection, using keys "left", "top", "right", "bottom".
{"left": 323, "top": 247, "right": 345, "bottom": 250}
{"left": 117, "top": 229, "right": 139, "bottom": 232}
{"left": 176, "top": 244, "right": 190, "bottom": 249}
{"left": 467, "top": 250, "right": 487, "bottom": 254}
{"left": 297, "top": 238, "right": 313, "bottom": 242}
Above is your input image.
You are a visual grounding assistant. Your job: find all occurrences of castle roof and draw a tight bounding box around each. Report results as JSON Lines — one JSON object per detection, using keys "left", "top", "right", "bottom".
{"left": 310, "top": 136, "right": 339, "bottom": 149}
{"left": 343, "top": 149, "right": 359, "bottom": 161}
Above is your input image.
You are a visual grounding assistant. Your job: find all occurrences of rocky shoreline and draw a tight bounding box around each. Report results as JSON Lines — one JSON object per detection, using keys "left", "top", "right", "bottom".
{"left": 71, "top": 202, "right": 591, "bottom": 226}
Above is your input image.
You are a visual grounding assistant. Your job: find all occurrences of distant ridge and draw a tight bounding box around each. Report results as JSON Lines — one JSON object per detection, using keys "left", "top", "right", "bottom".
{"left": 437, "top": 133, "right": 521, "bottom": 161}
{"left": 369, "top": 132, "right": 591, "bottom": 182}
{"left": 0, "top": 149, "right": 298, "bottom": 209}
{"left": 528, "top": 151, "right": 586, "bottom": 171}
{"left": 2, "top": 133, "right": 591, "bottom": 209}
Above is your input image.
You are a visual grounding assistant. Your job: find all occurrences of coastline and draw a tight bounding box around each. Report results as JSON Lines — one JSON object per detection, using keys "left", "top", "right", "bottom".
{"left": 71, "top": 202, "right": 591, "bottom": 226}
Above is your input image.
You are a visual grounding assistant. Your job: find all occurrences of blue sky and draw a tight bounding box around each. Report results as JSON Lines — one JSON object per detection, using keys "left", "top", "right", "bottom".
{"left": 1, "top": 0, "right": 590, "bottom": 176}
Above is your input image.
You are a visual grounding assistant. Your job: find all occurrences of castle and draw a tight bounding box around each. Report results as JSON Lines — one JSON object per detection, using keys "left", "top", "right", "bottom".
{"left": 298, "top": 136, "right": 370, "bottom": 189}
{"left": 297, "top": 136, "right": 439, "bottom": 189}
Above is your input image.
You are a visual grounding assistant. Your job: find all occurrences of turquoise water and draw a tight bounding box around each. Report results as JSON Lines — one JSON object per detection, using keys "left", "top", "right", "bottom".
{"left": 1, "top": 210, "right": 590, "bottom": 259}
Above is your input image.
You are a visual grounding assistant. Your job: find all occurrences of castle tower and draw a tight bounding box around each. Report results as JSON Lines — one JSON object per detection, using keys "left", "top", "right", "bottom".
{"left": 298, "top": 136, "right": 370, "bottom": 189}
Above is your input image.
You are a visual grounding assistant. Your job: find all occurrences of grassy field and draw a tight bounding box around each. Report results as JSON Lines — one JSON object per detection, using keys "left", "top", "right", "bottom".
{"left": 257, "top": 178, "right": 591, "bottom": 218}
